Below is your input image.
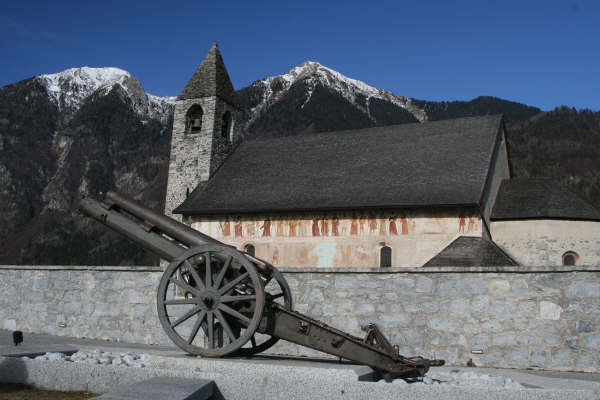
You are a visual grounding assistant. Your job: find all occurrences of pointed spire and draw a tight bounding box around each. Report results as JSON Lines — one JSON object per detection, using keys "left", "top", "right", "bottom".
{"left": 177, "top": 42, "right": 237, "bottom": 106}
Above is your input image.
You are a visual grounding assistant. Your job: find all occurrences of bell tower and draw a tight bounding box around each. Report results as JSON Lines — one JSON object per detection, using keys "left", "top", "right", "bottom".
{"left": 165, "top": 43, "right": 240, "bottom": 220}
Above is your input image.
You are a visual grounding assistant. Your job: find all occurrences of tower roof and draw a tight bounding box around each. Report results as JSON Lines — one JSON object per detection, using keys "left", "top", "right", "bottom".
{"left": 177, "top": 43, "right": 237, "bottom": 105}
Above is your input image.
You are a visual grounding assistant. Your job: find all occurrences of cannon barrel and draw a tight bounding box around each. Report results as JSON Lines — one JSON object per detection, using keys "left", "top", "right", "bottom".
{"left": 79, "top": 196, "right": 184, "bottom": 261}
{"left": 81, "top": 190, "right": 271, "bottom": 273}
{"left": 105, "top": 190, "right": 221, "bottom": 248}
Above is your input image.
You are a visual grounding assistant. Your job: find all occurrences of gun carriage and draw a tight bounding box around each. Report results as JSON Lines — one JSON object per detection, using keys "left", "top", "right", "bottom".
{"left": 79, "top": 190, "right": 444, "bottom": 381}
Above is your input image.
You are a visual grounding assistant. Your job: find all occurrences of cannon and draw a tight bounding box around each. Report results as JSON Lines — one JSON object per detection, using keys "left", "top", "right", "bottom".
{"left": 79, "top": 190, "right": 444, "bottom": 381}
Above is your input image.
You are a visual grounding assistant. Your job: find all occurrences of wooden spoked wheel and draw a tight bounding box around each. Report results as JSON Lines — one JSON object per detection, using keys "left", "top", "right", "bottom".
{"left": 157, "top": 245, "right": 265, "bottom": 357}
{"left": 233, "top": 260, "right": 292, "bottom": 356}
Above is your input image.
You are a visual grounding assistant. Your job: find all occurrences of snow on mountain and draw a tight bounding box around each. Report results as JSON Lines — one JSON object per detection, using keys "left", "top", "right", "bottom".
{"left": 38, "top": 67, "right": 175, "bottom": 124}
{"left": 249, "top": 61, "right": 426, "bottom": 123}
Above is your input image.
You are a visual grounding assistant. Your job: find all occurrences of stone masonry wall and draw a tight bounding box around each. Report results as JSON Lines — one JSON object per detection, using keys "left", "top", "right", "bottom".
{"left": 0, "top": 266, "right": 171, "bottom": 346}
{"left": 491, "top": 220, "right": 600, "bottom": 266}
{"left": 164, "top": 97, "right": 239, "bottom": 220}
{"left": 1, "top": 265, "right": 599, "bottom": 372}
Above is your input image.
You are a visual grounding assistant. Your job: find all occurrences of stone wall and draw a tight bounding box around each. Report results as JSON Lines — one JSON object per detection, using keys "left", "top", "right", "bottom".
{"left": 491, "top": 220, "right": 600, "bottom": 266}
{"left": 0, "top": 266, "right": 171, "bottom": 346}
{"left": 1, "top": 265, "right": 599, "bottom": 372}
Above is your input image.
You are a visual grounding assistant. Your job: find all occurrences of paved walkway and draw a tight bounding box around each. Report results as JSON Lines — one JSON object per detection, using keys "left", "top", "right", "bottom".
{"left": 2, "top": 329, "right": 600, "bottom": 393}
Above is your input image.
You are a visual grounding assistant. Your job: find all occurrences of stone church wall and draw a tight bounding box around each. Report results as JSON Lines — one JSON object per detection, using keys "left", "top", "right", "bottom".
{"left": 1, "top": 264, "right": 599, "bottom": 372}
{"left": 491, "top": 220, "right": 600, "bottom": 266}
{"left": 190, "top": 210, "right": 482, "bottom": 268}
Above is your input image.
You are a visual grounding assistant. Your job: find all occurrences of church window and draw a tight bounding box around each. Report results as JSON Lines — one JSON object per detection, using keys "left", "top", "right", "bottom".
{"left": 185, "top": 105, "right": 203, "bottom": 134}
{"left": 221, "top": 111, "right": 232, "bottom": 140}
{"left": 380, "top": 246, "right": 392, "bottom": 268}
{"left": 244, "top": 244, "right": 255, "bottom": 257}
{"left": 562, "top": 251, "right": 578, "bottom": 266}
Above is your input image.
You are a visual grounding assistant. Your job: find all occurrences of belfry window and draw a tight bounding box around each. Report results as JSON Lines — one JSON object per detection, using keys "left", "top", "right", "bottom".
{"left": 221, "top": 111, "right": 232, "bottom": 139}
{"left": 380, "top": 246, "right": 392, "bottom": 268}
{"left": 186, "top": 105, "right": 203, "bottom": 134}
{"left": 562, "top": 251, "right": 578, "bottom": 266}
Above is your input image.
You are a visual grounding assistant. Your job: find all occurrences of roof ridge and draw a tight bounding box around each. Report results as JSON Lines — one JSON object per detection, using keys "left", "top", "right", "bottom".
{"left": 241, "top": 114, "right": 504, "bottom": 146}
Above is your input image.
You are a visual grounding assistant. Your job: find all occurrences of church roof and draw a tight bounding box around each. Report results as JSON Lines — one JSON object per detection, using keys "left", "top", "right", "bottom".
{"left": 423, "top": 236, "right": 518, "bottom": 267}
{"left": 491, "top": 178, "right": 600, "bottom": 221}
{"left": 177, "top": 43, "right": 237, "bottom": 105}
{"left": 175, "top": 115, "right": 504, "bottom": 215}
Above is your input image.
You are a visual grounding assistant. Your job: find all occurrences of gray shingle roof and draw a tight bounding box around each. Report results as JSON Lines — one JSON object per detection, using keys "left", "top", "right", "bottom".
{"left": 175, "top": 115, "right": 504, "bottom": 215}
{"left": 491, "top": 178, "right": 600, "bottom": 221}
{"left": 177, "top": 43, "right": 237, "bottom": 105}
{"left": 423, "top": 236, "right": 518, "bottom": 267}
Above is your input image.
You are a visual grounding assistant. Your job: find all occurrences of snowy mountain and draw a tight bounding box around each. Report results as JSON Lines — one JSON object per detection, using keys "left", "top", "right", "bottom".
{"left": 250, "top": 61, "right": 425, "bottom": 122}
{"left": 0, "top": 67, "right": 174, "bottom": 266}
{"left": 237, "top": 61, "right": 425, "bottom": 137}
{"left": 39, "top": 67, "right": 175, "bottom": 125}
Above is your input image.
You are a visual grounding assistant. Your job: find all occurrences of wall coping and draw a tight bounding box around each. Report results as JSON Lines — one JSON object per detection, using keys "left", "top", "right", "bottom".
{"left": 1, "top": 265, "right": 599, "bottom": 273}
{"left": 0, "top": 265, "right": 163, "bottom": 272}
{"left": 278, "top": 265, "right": 600, "bottom": 273}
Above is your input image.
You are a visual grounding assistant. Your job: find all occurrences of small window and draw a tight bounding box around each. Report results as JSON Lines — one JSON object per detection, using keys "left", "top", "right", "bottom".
{"left": 185, "top": 105, "right": 203, "bottom": 134}
{"left": 380, "top": 246, "right": 392, "bottom": 268}
{"left": 221, "top": 111, "right": 232, "bottom": 139}
{"left": 245, "top": 244, "right": 255, "bottom": 257}
{"left": 562, "top": 251, "right": 578, "bottom": 266}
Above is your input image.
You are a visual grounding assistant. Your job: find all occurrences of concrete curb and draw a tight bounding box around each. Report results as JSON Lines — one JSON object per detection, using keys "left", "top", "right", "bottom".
{"left": 1, "top": 355, "right": 600, "bottom": 400}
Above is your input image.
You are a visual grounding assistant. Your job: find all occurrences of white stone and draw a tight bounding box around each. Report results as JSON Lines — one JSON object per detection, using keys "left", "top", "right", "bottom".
{"left": 3, "top": 319, "right": 16, "bottom": 330}
{"left": 540, "top": 301, "right": 562, "bottom": 320}
{"left": 489, "top": 279, "right": 511, "bottom": 294}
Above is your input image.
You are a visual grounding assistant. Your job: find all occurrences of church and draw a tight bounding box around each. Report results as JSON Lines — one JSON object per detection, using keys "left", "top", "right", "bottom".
{"left": 164, "top": 44, "right": 600, "bottom": 269}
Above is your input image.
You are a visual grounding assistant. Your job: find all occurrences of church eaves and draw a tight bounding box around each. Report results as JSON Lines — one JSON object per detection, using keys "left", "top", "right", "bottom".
{"left": 177, "top": 43, "right": 237, "bottom": 106}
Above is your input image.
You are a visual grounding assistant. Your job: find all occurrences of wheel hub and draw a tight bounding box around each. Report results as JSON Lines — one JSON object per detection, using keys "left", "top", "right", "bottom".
{"left": 198, "top": 288, "right": 220, "bottom": 311}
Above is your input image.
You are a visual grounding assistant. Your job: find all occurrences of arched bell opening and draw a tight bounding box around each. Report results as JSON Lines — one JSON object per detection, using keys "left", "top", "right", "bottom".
{"left": 186, "top": 105, "right": 204, "bottom": 134}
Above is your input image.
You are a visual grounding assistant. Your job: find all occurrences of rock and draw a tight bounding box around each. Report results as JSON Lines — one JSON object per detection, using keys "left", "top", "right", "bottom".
{"left": 112, "top": 358, "right": 125, "bottom": 366}
{"left": 46, "top": 352, "right": 66, "bottom": 361}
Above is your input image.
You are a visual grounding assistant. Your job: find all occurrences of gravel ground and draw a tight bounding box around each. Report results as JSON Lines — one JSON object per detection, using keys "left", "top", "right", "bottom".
{"left": 390, "top": 370, "right": 523, "bottom": 388}
{"left": 0, "top": 383, "right": 97, "bottom": 400}
{"left": 29, "top": 350, "right": 148, "bottom": 368}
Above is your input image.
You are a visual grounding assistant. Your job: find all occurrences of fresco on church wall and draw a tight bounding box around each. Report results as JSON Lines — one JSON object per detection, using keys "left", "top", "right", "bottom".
{"left": 190, "top": 210, "right": 482, "bottom": 268}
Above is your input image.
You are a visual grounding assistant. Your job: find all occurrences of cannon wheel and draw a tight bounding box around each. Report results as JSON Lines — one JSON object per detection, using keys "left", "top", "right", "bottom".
{"left": 232, "top": 261, "right": 292, "bottom": 356}
{"left": 157, "top": 244, "right": 265, "bottom": 357}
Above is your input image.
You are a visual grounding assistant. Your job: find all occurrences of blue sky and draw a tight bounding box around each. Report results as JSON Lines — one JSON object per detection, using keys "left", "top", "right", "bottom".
{"left": 1, "top": 0, "right": 599, "bottom": 110}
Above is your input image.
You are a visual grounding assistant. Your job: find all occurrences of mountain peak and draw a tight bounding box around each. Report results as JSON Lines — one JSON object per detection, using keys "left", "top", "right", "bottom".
{"left": 279, "top": 61, "right": 400, "bottom": 100}
{"left": 244, "top": 61, "right": 427, "bottom": 125}
{"left": 37, "top": 66, "right": 174, "bottom": 123}
{"left": 40, "top": 67, "right": 133, "bottom": 107}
